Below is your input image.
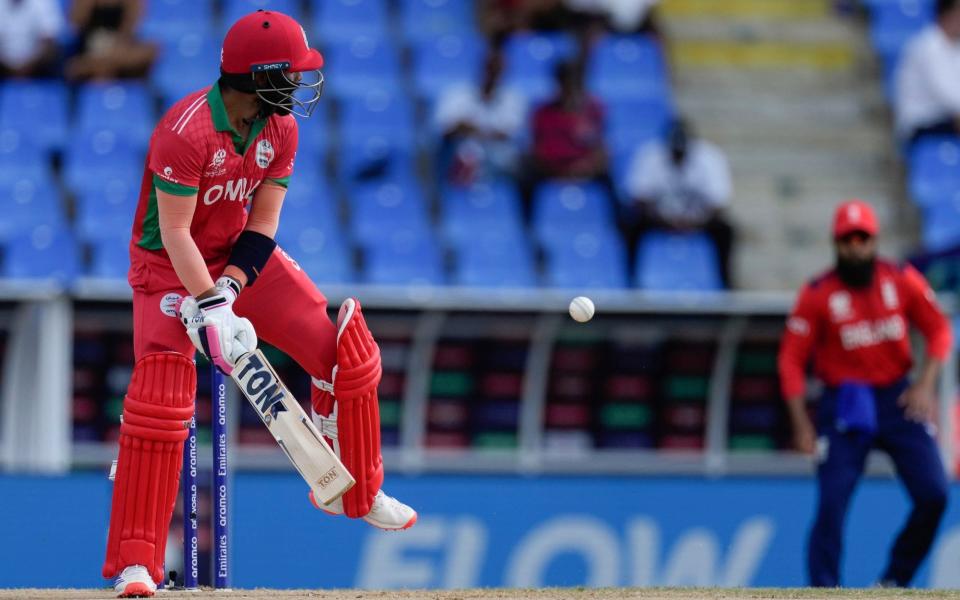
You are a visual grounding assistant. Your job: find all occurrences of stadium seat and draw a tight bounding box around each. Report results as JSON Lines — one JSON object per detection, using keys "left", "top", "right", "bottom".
{"left": 275, "top": 178, "right": 339, "bottom": 238}
{"left": 87, "top": 235, "right": 130, "bottom": 280}
{"left": 63, "top": 131, "right": 144, "bottom": 197}
{"left": 401, "top": 0, "right": 475, "bottom": 43}
{"left": 606, "top": 97, "right": 673, "bottom": 162}
{"left": 0, "top": 129, "right": 49, "bottom": 181}
{"left": 0, "top": 171, "right": 64, "bottom": 242}
{"left": 635, "top": 231, "right": 723, "bottom": 291}
{"left": 908, "top": 136, "right": 960, "bottom": 208}
{"left": 544, "top": 228, "right": 628, "bottom": 289}
{"left": 75, "top": 173, "right": 142, "bottom": 241}
{"left": 313, "top": 0, "right": 388, "bottom": 45}
{"left": 153, "top": 33, "right": 220, "bottom": 106}
{"left": 412, "top": 34, "right": 485, "bottom": 101}
{"left": 349, "top": 179, "right": 431, "bottom": 247}
{"left": 279, "top": 224, "right": 354, "bottom": 284}
{"left": 921, "top": 195, "right": 960, "bottom": 251}
{"left": 338, "top": 139, "right": 416, "bottom": 185}
{"left": 0, "top": 80, "right": 69, "bottom": 153}
{"left": 141, "top": 0, "right": 214, "bottom": 42}
{"left": 362, "top": 229, "right": 445, "bottom": 286}
{"left": 453, "top": 227, "right": 538, "bottom": 288}
{"left": 502, "top": 33, "right": 578, "bottom": 103}
{"left": 869, "top": 0, "right": 933, "bottom": 66}
{"left": 339, "top": 91, "right": 416, "bottom": 150}
{"left": 532, "top": 181, "right": 616, "bottom": 247}
{"left": 75, "top": 83, "right": 155, "bottom": 148}
{"left": 587, "top": 35, "right": 669, "bottom": 101}
{"left": 2, "top": 224, "right": 78, "bottom": 283}
{"left": 323, "top": 37, "right": 402, "bottom": 99}
{"left": 441, "top": 180, "right": 523, "bottom": 245}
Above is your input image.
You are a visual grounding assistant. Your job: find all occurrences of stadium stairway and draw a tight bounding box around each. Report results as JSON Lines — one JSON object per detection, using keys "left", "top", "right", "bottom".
{"left": 659, "top": 0, "right": 912, "bottom": 290}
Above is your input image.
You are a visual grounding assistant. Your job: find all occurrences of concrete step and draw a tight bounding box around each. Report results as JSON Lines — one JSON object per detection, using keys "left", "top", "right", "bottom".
{"left": 659, "top": 0, "right": 834, "bottom": 20}
{"left": 668, "top": 39, "right": 857, "bottom": 71}
{"left": 664, "top": 16, "right": 859, "bottom": 46}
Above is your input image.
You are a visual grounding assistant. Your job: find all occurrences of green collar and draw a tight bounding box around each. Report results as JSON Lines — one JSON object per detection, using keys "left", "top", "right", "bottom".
{"left": 207, "top": 83, "right": 267, "bottom": 156}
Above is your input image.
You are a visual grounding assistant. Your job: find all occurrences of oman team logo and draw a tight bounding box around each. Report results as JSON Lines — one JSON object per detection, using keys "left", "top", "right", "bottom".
{"left": 255, "top": 139, "right": 275, "bottom": 169}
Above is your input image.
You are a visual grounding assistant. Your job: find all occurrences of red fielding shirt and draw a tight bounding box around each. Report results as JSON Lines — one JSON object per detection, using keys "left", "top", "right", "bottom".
{"left": 778, "top": 259, "right": 952, "bottom": 400}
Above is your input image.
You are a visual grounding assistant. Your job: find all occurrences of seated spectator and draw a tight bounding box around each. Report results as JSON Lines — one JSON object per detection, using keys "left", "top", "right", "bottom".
{"left": 530, "top": 60, "right": 608, "bottom": 182}
{"left": 0, "top": 0, "right": 64, "bottom": 78}
{"left": 65, "top": 0, "right": 156, "bottom": 81}
{"left": 434, "top": 48, "right": 527, "bottom": 187}
{"left": 895, "top": 0, "right": 960, "bottom": 145}
{"left": 621, "top": 119, "right": 735, "bottom": 287}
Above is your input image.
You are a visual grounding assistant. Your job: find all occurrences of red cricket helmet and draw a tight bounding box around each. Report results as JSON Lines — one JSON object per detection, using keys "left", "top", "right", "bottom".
{"left": 220, "top": 10, "right": 324, "bottom": 117}
{"left": 833, "top": 199, "right": 879, "bottom": 239}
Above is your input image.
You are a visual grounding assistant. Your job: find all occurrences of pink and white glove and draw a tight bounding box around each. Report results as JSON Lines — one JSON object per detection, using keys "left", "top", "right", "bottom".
{"left": 178, "top": 277, "right": 257, "bottom": 375}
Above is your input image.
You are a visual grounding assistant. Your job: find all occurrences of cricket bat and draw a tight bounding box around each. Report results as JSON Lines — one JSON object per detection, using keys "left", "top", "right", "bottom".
{"left": 231, "top": 349, "right": 354, "bottom": 505}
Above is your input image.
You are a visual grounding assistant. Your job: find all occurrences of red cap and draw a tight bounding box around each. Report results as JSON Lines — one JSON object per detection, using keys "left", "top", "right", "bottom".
{"left": 221, "top": 10, "right": 323, "bottom": 75}
{"left": 833, "top": 199, "right": 878, "bottom": 238}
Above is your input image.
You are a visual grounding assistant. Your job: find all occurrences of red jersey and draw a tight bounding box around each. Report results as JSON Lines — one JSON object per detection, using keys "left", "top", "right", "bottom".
{"left": 532, "top": 96, "right": 605, "bottom": 174}
{"left": 778, "top": 259, "right": 951, "bottom": 399}
{"left": 130, "top": 84, "right": 297, "bottom": 264}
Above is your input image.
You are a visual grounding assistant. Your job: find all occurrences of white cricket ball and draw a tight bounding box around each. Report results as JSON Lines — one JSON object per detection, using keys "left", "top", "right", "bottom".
{"left": 568, "top": 296, "right": 595, "bottom": 323}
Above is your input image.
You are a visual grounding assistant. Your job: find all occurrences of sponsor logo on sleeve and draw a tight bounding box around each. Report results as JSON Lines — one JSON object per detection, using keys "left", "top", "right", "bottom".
{"left": 255, "top": 139, "right": 275, "bottom": 169}
{"left": 162, "top": 166, "right": 179, "bottom": 183}
{"left": 160, "top": 292, "right": 184, "bottom": 317}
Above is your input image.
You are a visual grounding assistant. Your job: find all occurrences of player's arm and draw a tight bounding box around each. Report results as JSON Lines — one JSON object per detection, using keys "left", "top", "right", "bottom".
{"left": 156, "top": 187, "right": 216, "bottom": 298}
{"left": 778, "top": 284, "right": 821, "bottom": 453}
{"left": 899, "top": 265, "right": 953, "bottom": 422}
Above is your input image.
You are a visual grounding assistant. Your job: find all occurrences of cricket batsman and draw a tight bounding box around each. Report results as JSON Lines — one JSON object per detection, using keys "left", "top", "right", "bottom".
{"left": 102, "top": 12, "right": 416, "bottom": 598}
{"left": 779, "top": 199, "right": 951, "bottom": 587}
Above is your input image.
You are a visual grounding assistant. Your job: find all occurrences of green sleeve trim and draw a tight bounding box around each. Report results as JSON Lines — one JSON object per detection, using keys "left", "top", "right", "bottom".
{"left": 153, "top": 174, "right": 199, "bottom": 196}
{"left": 267, "top": 176, "right": 290, "bottom": 188}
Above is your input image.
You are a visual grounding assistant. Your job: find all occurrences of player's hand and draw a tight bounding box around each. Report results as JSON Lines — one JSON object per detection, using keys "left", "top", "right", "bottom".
{"left": 178, "top": 277, "right": 257, "bottom": 375}
{"left": 792, "top": 414, "right": 817, "bottom": 455}
{"left": 898, "top": 382, "right": 936, "bottom": 424}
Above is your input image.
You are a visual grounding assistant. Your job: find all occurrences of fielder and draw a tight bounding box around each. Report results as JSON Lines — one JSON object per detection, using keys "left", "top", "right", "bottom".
{"left": 102, "top": 12, "right": 416, "bottom": 598}
{"left": 779, "top": 200, "right": 951, "bottom": 587}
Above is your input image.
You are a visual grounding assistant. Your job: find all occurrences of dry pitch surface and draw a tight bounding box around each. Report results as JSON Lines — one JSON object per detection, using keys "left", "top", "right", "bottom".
{"left": 3, "top": 590, "right": 960, "bottom": 600}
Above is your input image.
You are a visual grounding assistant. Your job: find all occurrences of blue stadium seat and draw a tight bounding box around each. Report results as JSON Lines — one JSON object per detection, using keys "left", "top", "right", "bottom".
{"left": 909, "top": 136, "right": 960, "bottom": 208}
{"left": 921, "top": 195, "right": 960, "bottom": 251}
{"left": 544, "top": 228, "right": 627, "bottom": 289}
{"left": 153, "top": 34, "right": 220, "bottom": 106}
{"left": 349, "top": 179, "right": 431, "bottom": 247}
{"left": 502, "top": 33, "right": 578, "bottom": 103}
{"left": 75, "top": 172, "right": 141, "bottom": 241}
{"left": 87, "top": 235, "right": 130, "bottom": 280}
{"left": 221, "top": 0, "right": 303, "bottom": 35}
{"left": 0, "top": 129, "right": 48, "bottom": 181}
{"left": 275, "top": 179, "right": 339, "bottom": 237}
{"left": 362, "top": 230, "right": 445, "bottom": 286}
{"left": 412, "top": 34, "right": 485, "bottom": 101}
{"left": 441, "top": 180, "right": 523, "bottom": 245}
{"left": 295, "top": 98, "right": 330, "bottom": 163}
{"left": 64, "top": 131, "right": 144, "bottom": 197}
{"left": 635, "top": 231, "right": 722, "bottom": 291}
{"left": 869, "top": 0, "right": 933, "bottom": 65}
{"left": 313, "top": 0, "right": 388, "bottom": 45}
{"left": 587, "top": 35, "right": 669, "bottom": 101}
{"left": 141, "top": 0, "right": 214, "bottom": 42}
{"left": 0, "top": 80, "right": 69, "bottom": 153}
{"left": 606, "top": 97, "right": 672, "bottom": 162}
{"left": 532, "top": 181, "right": 615, "bottom": 247}
{"left": 280, "top": 225, "right": 354, "bottom": 284}
{"left": 338, "top": 138, "right": 416, "bottom": 185}
{"left": 3, "top": 225, "right": 78, "bottom": 283}
{"left": 0, "top": 171, "right": 63, "bottom": 242}
{"left": 453, "top": 227, "right": 538, "bottom": 288}
{"left": 324, "top": 37, "right": 402, "bottom": 99}
{"left": 401, "top": 0, "right": 474, "bottom": 42}
{"left": 76, "top": 83, "right": 155, "bottom": 148}
{"left": 340, "top": 92, "right": 416, "bottom": 150}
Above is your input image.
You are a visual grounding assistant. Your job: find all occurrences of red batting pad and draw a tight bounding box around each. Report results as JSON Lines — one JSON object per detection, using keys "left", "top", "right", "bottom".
{"left": 103, "top": 352, "right": 195, "bottom": 584}
{"left": 334, "top": 299, "right": 384, "bottom": 518}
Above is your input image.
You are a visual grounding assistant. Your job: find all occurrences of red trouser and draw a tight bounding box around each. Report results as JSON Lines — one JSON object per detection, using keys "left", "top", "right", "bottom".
{"left": 130, "top": 246, "right": 337, "bottom": 379}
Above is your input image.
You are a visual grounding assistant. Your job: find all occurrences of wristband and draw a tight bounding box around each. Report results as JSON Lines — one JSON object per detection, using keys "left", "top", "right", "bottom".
{"left": 227, "top": 230, "right": 277, "bottom": 286}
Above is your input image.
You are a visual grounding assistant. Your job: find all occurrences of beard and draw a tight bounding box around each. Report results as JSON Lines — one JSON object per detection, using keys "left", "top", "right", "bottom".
{"left": 256, "top": 89, "right": 293, "bottom": 117}
{"left": 836, "top": 254, "right": 876, "bottom": 288}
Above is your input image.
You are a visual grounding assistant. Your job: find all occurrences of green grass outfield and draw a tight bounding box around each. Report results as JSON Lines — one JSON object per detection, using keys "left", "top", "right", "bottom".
{"left": 2, "top": 589, "right": 960, "bottom": 600}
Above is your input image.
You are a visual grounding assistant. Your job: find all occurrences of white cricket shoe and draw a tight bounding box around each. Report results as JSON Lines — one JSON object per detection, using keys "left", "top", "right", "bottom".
{"left": 311, "top": 488, "right": 417, "bottom": 530}
{"left": 114, "top": 565, "right": 156, "bottom": 598}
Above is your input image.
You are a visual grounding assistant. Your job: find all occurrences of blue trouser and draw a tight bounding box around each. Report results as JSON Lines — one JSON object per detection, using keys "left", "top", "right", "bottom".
{"left": 808, "top": 379, "right": 948, "bottom": 587}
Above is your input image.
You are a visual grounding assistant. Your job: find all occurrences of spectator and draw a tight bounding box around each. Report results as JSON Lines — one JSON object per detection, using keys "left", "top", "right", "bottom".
{"left": 530, "top": 60, "right": 608, "bottom": 182}
{"left": 0, "top": 0, "right": 64, "bottom": 78}
{"left": 779, "top": 200, "right": 951, "bottom": 588}
{"left": 895, "top": 0, "right": 960, "bottom": 145}
{"left": 621, "top": 118, "right": 735, "bottom": 287}
{"left": 434, "top": 48, "right": 527, "bottom": 187}
{"left": 64, "top": 0, "right": 156, "bottom": 81}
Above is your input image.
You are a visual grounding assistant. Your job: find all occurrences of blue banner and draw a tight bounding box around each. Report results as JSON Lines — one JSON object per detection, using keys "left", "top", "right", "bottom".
{"left": 5, "top": 473, "right": 960, "bottom": 589}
